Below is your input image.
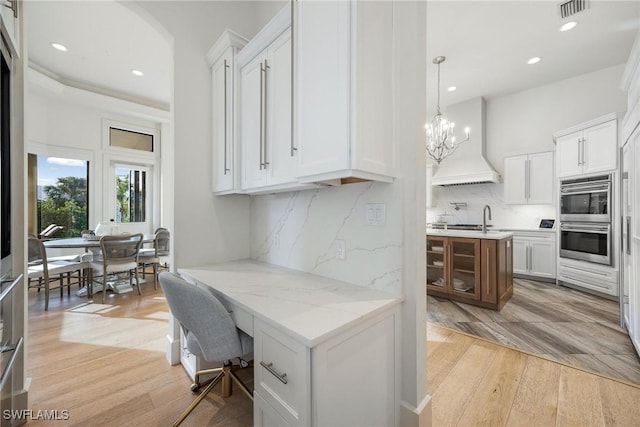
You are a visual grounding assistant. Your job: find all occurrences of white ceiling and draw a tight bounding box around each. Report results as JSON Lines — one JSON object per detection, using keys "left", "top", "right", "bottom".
{"left": 26, "top": 0, "right": 172, "bottom": 110}
{"left": 426, "top": 0, "right": 640, "bottom": 117}
{"left": 26, "top": 1, "right": 640, "bottom": 117}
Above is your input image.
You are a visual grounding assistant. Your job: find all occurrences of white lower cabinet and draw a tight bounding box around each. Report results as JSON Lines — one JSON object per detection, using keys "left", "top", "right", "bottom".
{"left": 253, "top": 309, "right": 397, "bottom": 426}
{"left": 512, "top": 231, "right": 556, "bottom": 280}
{"left": 557, "top": 258, "right": 619, "bottom": 297}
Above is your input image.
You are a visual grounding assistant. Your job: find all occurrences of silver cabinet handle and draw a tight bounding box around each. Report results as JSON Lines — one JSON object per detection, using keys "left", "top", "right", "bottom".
{"left": 290, "top": 2, "right": 297, "bottom": 157}
{"left": 223, "top": 59, "right": 230, "bottom": 175}
{"left": 526, "top": 159, "right": 530, "bottom": 199}
{"left": 524, "top": 158, "right": 528, "bottom": 200}
{"left": 259, "top": 61, "right": 265, "bottom": 170}
{"left": 627, "top": 216, "right": 632, "bottom": 256}
{"left": 263, "top": 59, "right": 270, "bottom": 168}
{"left": 581, "top": 137, "right": 586, "bottom": 166}
{"left": 260, "top": 361, "right": 288, "bottom": 384}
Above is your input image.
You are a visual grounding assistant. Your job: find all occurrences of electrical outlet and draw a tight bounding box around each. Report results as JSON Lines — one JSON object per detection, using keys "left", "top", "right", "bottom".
{"left": 335, "top": 239, "right": 346, "bottom": 260}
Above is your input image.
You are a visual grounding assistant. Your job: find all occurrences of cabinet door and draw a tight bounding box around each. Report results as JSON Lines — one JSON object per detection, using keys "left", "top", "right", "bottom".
{"left": 254, "top": 391, "right": 293, "bottom": 427}
{"left": 529, "top": 239, "right": 556, "bottom": 279}
{"left": 512, "top": 238, "right": 529, "bottom": 275}
{"left": 556, "top": 132, "right": 582, "bottom": 178}
{"left": 266, "top": 28, "right": 297, "bottom": 185}
{"left": 426, "top": 237, "right": 447, "bottom": 290}
{"left": 481, "top": 239, "right": 497, "bottom": 303}
{"left": 527, "top": 152, "right": 554, "bottom": 204}
{"left": 450, "top": 238, "right": 480, "bottom": 300}
{"left": 503, "top": 155, "right": 527, "bottom": 204}
{"left": 295, "top": 0, "right": 350, "bottom": 177}
{"left": 583, "top": 120, "right": 617, "bottom": 174}
{"left": 240, "top": 53, "right": 267, "bottom": 189}
{"left": 211, "top": 49, "right": 234, "bottom": 193}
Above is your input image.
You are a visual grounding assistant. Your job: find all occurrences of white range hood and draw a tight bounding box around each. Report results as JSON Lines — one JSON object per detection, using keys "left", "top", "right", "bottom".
{"left": 430, "top": 96, "right": 501, "bottom": 186}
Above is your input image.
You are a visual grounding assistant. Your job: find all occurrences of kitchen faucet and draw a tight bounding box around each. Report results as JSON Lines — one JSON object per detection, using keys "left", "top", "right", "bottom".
{"left": 482, "top": 205, "right": 492, "bottom": 234}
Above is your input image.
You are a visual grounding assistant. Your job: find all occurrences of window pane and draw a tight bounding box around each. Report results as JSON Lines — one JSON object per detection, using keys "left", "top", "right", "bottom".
{"left": 30, "top": 154, "right": 89, "bottom": 238}
{"left": 115, "top": 166, "right": 146, "bottom": 223}
{"left": 110, "top": 127, "right": 153, "bottom": 152}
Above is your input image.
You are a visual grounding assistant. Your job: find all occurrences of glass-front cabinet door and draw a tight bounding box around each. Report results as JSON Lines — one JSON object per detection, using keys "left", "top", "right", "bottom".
{"left": 426, "top": 236, "right": 446, "bottom": 290}
{"left": 450, "top": 238, "right": 481, "bottom": 300}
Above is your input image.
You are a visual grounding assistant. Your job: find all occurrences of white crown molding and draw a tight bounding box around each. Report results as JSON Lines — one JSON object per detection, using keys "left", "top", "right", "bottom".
{"left": 28, "top": 61, "right": 171, "bottom": 113}
{"left": 206, "top": 29, "right": 249, "bottom": 66}
{"left": 236, "top": 4, "right": 291, "bottom": 67}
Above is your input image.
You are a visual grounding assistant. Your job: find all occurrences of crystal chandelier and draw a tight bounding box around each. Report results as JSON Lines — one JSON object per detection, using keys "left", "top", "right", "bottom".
{"left": 426, "top": 56, "right": 470, "bottom": 164}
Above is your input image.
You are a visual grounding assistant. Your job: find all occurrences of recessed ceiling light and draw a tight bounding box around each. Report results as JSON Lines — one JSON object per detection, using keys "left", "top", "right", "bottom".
{"left": 131, "top": 69, "right": 144, "bottom": 77}
{"left": 527, "top": 56, "right": 542, "bottom": 65}
{"left": 560, "top": 21, "right": 578, "bottom": 32}
{"left": 447, "top": 86, "right": 457, "bottom": 92}
{"left": 51, "top": 42, "right": 68, "bottom": 52}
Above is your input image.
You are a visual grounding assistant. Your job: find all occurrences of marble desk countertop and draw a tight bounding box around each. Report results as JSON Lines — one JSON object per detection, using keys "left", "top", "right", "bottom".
{"left": 179, "top": 260, "right": 403, "bottom": 348}
{"left": 426, "top": 229, "right": 514, "bottom": 240}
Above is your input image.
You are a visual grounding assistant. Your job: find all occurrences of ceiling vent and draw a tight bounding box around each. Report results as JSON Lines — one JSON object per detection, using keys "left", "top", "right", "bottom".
{"left": 558, "top": 0, "right": 589, "bottom": 19}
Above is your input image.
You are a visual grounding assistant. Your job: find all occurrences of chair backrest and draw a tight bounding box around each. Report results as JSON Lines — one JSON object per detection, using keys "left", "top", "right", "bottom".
{"left": 100, "top": 233, "right": 143, "bottom": 264}
{"left": 154, "top": 229, "right": 170, "bottom": 257}
{"left": 27, "top": 236, "right": 49, "bottom": 275}
{"left": 158, "top": 271, "right": 244, "bottom": 362}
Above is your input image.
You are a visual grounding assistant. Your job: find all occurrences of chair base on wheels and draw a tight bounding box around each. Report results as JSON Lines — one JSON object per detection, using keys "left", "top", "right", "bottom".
{"left": 173, "top": 362, "right": 253, "bottom": 427}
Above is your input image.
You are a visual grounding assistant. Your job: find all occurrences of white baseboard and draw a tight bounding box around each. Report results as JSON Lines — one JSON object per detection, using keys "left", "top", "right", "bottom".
{"left": 400, "top": 395, "right": 432, "bottom": 427}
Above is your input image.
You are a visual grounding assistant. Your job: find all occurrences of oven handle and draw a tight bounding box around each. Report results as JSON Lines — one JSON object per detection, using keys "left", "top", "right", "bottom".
{"left": 560, "top": 181, "right": 610, "bottom": 194}
{"left": 560, "top": 223, "right": 610, "bottom": 233}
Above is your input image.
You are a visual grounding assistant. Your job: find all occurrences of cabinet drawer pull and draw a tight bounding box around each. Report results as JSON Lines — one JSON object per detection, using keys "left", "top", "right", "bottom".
{"left": 260, "top": 361, "right": 288, "bottom": 384}
{"left": 223, "top": 59, "right": 230, "bottom": 174}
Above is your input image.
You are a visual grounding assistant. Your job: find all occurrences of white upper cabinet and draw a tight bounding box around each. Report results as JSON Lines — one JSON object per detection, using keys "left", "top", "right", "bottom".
{"left": 207, "top": 30, "right": 247, "bottom": 194}
{"left": 294, "top": 0, "right": 395, "bottom": 184}
{"left": 237, "top": 7, "right": 314, "bottom": 194}
{"left": 554, "top": 115, "right": 618, "bottom": 178}
{"left": 504, "top": 152, "right": 554, "bottom": 205}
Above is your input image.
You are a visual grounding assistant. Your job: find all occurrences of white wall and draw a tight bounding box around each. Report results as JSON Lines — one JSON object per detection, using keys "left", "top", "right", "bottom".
{"left": 133, "top": 1, "right": 273, "bottom": 268}
{"left": 428, "top": 64, "right": 628, "bottom": 229}
{"left": 25, "top": 85, "right": 164, "bottom": 234}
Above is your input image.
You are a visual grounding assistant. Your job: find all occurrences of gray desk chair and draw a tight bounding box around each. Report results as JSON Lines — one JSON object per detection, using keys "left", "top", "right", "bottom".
{"left": 138, "top": 229, "right": 170, "bottom": 288}
{"left": 158, "top": 272, "right": 253, "bottom": 426}
{"left": 91, "top": 233, "right": 143, "bottom": 303}
{"left": 27, "top": 236, "right": 86, "bottom": 310}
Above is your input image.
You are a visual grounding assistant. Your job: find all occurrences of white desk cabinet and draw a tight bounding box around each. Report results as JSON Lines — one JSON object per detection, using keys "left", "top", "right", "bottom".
{"left": 294, "top": 0, "right": 396, "bottom": 184}
{"left": 511, "top": 231, "right": 556, "bottom": 281}
{"left": 207, "top": 30, "right": 247, "bottom": 194}
{"left": 504, "top": 152, "right": 554, "bottom": 205}
{"left": 555, "top": 115, "right": 618, "bottom": 179}
{"left": 179, "top": 261, "right": 401, "bottom": 427}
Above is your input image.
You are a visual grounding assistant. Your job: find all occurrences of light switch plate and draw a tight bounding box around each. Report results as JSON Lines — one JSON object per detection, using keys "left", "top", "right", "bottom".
{"left": 366, "top": 203, "right": 386, "bottom": 226}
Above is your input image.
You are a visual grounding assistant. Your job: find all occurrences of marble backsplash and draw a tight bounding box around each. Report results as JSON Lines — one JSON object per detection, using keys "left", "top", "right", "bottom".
{"left": 250, "top": 181, "right": 402, "bottom": 294}
{"left": 428, "top": 182, "right": 557, "bottom": 229}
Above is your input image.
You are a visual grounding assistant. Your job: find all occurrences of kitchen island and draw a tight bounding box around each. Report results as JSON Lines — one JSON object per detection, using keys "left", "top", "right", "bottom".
{"left": 427, "top": 229, "right": 514, "bottom": 310}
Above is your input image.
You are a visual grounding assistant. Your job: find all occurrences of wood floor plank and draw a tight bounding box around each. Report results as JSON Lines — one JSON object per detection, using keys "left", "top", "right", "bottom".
{"left": 556, "top": 366, "right": 606, "bottom": 427}
{"left": 505, "top": 356, "right": 560, "bottom": 427}
{"left": 597, "top": 376, "right": 640, "bottom": 427}
{"left": 430, "top": 343, "right": 498, "bottom": 427}
{"left": 455, "top": 347, "right": 527, "bottom": 426}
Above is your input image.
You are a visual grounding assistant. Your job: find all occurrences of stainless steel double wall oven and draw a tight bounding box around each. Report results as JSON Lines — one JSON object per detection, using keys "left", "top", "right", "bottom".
{"left": 559, "top": 174, "right": 612, "bottom": 265}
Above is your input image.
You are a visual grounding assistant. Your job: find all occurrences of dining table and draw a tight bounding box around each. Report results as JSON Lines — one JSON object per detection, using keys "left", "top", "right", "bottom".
{"left": 43, "top": 234, "right": 156, "bottom": 298}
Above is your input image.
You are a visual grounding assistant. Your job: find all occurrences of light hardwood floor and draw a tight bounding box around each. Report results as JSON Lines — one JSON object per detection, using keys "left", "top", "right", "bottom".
{"left": 27, "top": 276, "right": 640, "bottom": 426}
{"left": 428, "top": 323, "right": 640, "bottom": 427}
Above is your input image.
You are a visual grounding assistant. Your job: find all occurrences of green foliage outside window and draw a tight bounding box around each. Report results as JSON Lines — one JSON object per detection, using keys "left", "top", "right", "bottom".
{"left": 38, "top": 176, "right": 88, "bottom": 238}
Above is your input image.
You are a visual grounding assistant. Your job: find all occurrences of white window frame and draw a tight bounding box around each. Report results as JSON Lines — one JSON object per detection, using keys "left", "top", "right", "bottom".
{"left": 102, "top": 120, "right": 160, "bottom": 235}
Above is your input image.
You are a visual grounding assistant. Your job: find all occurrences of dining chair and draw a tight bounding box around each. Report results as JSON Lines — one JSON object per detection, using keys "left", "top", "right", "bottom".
{"left": 91, "top": 233, "right": 143, "bottom": 303}
{"left": 138, "top": 229, "right": 170, "bottom": 289}
{"left": 27, "top": 236, "right": 87, "bottom": 310}
{"left": 158, "top": 272, "right": 253, "bottom": 426}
